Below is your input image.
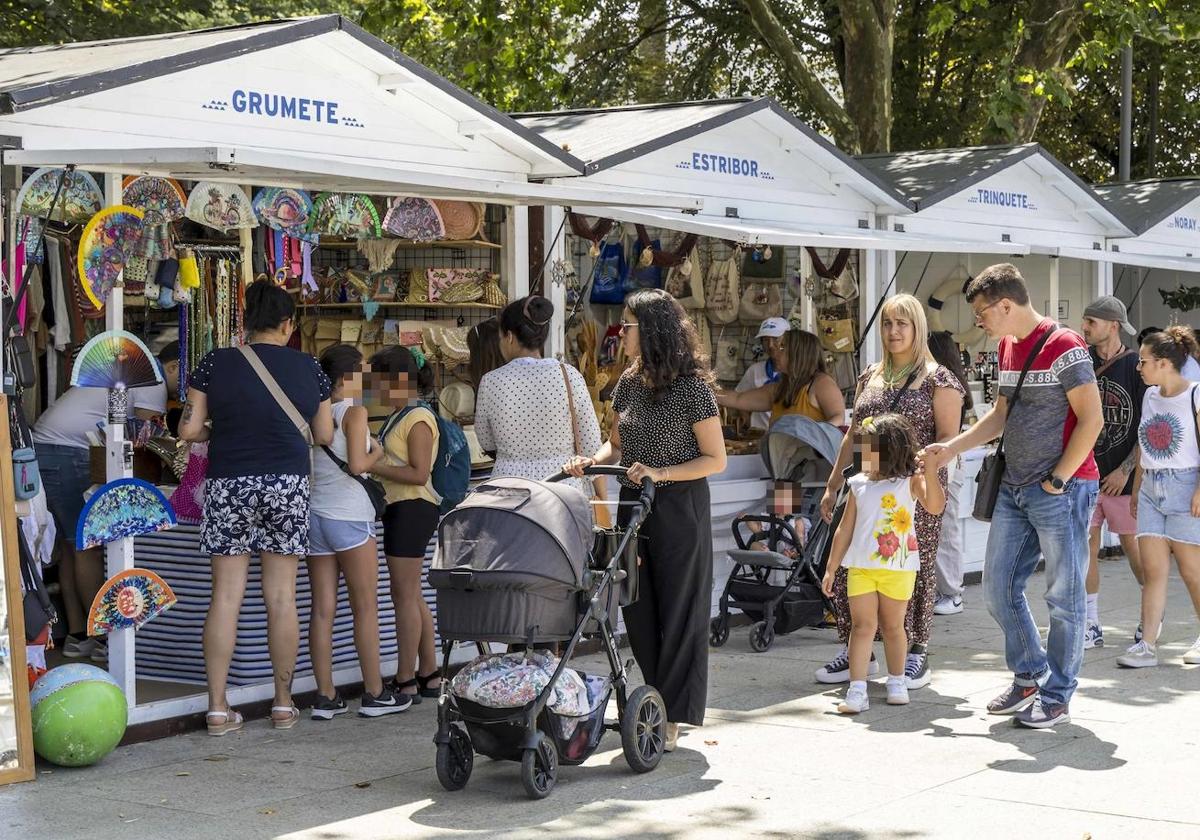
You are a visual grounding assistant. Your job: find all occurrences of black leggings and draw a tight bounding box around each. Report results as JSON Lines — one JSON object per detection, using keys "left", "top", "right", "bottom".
{"left": 619, "top": 479, "right": 712, "bottom": 726}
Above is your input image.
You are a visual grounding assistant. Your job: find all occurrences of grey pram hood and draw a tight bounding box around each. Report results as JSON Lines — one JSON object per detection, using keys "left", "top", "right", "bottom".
{"left": 761, "top": 415, "right": 843, "bottom": 483}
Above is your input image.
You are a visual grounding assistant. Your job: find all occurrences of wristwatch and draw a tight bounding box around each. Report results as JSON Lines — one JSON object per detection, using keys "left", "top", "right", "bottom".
{"left": 1044, "top": 473, "right": 1065, "bottom": 491}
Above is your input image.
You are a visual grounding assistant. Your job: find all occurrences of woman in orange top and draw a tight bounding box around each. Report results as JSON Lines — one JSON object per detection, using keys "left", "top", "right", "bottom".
{"left": 717, "top": 329, "right": 845, "bottom": 425}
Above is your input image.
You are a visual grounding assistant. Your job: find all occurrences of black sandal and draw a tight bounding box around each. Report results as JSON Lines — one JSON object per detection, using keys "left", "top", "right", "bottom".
{"left": 417, "top": 670, "right": 443, "bottom": 698}
{"left": 392, "top": 677, "right": 422, "bottom": 704}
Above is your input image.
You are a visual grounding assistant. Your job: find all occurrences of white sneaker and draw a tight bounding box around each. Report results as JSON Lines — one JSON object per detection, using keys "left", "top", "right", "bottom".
{"left": 838, "top": 685, "right": 869, "bottom": 714}
{"left": 1116, "top": 640, "right": 1158, "bottom": 668}
{"left": 933, "top": 594, "right": 963, "bottom": 615}
{"left": 886, "top": 677, "right": 910, "bottom": 705}
{"left": 1184, "top": 635, "right": 1200, "bottom": 665}
{"left": 1083, "top": 622, "right": 1104, "bottom": 649}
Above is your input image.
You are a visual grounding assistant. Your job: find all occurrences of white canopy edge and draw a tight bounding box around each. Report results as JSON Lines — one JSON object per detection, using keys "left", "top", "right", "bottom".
{"left": 582, "top": 205, "right": 1030, "bottom": 255}
{"left": 1, "top": 146, "right": 703, "bottom": 209}
{"left": 1056, "top": 245, "right": 1200, "bottom": 272}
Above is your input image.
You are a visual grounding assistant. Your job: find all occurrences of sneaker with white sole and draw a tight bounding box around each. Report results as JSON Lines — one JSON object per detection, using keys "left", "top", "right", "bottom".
{"left": 1014, "top": 696, "right": 1071, "bottom": 728}
{"left": 933, "top": 594, "right": 963, "bottom": 615}
{"left": 1116, "top": 640, "right": 1158, "bottom": 668}
{"left": 987, "top": 680, "right": 1039, "bottom": 715}
{"left": 61, "top": 635, "right": 97, "bottom": 659}
{"left": 311, "top": 693, "right": 349, "bottom": 720}
{"left": 1083, "top": 622, "right": 1104, "bottom": 649}
{"left": 90, "top": 641, "right": 108, "bottom": 663}
{"left": 837, "top": 685, "right": 869, "bottom": 714}
{"left": 359, "top": 689, "right": 411, "bottom": 717}
{"left": 886, "top": 677, "right": 910, "bottom": 705}
{"left": 1184, "top": 635, "right": 1200, "bottom": 665}
{"left": 815, "top": 648, "right": 879, "bottom": 684}
{"left": 905, "top": 647, "right": 931, "bottom": 690}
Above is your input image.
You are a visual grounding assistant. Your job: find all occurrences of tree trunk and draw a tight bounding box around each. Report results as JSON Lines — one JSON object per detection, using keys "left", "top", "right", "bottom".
{"left": 984, "top": 0, "right": 1085, "bottom": 143}
{"left": 634, "top": 0, "right": 669, "bottom": 102}
{"left": 740, "top": 0, "right": 861, "bottom": 151}
{"left": 839, "top": 0, "right": 897, "bottom": 153}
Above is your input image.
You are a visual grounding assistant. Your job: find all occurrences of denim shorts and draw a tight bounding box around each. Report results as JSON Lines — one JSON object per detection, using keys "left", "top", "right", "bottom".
{"left": 1137, "top": 468, "right": 1200, "bottom": 546}
{"left": 308, "top": 514, "right": 375, "bottom": 556}
{"left": 35, "top": 443, "right": 92, "bottom": 539}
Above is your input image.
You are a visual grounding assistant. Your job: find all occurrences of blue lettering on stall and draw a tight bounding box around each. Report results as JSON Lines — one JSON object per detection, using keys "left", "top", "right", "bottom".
{"left": 1169, "top": 215, "right": 1198, "bottom": 231}
{"left": 208, "top": 89, "right": 360, "bottom": 128}
{"left": 677, "top": 151, "right": 771, "bottom": 180}
{"left": 967, "top": 188, "right": 1037, "bottom": 211}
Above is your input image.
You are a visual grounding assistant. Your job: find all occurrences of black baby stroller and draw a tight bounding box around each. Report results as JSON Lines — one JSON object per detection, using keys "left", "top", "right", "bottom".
{"left": 429, "top": 467, "right": 666, "bottom": 799}
{"left": 710, "top": 415, "right": 844, "bottom": 652}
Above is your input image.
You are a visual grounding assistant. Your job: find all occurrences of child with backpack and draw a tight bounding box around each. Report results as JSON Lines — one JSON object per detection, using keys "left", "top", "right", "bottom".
{"left": 368, "top": 346, "right": 468, "bottom": 703}
{"left": 820, "top": 413, "right": 945, "bottom": 713}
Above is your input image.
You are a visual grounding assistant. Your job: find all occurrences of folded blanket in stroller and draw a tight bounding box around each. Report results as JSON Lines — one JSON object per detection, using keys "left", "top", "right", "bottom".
{"left": 451, "top": 650, "right": 588, "bottom": 716}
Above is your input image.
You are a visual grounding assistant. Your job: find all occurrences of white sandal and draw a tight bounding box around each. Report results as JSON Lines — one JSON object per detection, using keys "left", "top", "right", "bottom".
{"left": 205, "top": 708, "right": 244, "bottom": 737}
{"left": 271, "top": 705, "right": 300, "bottom": 730}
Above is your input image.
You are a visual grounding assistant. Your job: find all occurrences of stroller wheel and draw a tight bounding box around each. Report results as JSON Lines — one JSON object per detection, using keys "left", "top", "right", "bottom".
{"left": 709, "top": 617, "right": 730, "bottom": 648}
{"left": 520, "top": 732, "right": 558, "bottom": 799}
{"left": 435, "top": 725, "right": 473, "bottom": 791}
{"left": 621, "top": 685, "right": 666, "bottom": 773}
{"left": 749, "top": 620, "right": 775, "bottom": 653}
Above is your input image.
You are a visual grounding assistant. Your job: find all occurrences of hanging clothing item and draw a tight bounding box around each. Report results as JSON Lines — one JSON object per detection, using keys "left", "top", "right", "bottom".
{"left": 46, "top": 238, "right": 71, "bottom": 351}
{"left": 357, "top": 238, "right": 402, "bottom": 273}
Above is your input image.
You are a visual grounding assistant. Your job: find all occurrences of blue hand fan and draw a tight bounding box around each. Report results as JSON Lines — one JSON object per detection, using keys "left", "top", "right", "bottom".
{"left": 76, "top": 478, "right": 177, "bottom": 550}
{"left": 70, "top": 330, "right": 163, "bottom": 390}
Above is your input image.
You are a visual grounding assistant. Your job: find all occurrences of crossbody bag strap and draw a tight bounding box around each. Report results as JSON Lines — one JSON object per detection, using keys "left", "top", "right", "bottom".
{"left": 560, "top": 362, "right": 582, "bottom": 456}
{"left": 1192, "top": 384, "right": 1199, "bottom": 455}
{"left": 996, "top": 325, "right": 1058, "bottom": 456}
{"left": 1094, "top": 346, "right": 1132, "bottom": 379}
{"left": 887, "top": 366, "right": 922, "bottom": 412}
{"left": 238, "top": 345, "right": 313, "bottom": 446}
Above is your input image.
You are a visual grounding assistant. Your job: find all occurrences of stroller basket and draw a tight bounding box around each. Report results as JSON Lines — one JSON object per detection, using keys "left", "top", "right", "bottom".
{"left": 727, "top": 580, "right": 824, "bottom": 634}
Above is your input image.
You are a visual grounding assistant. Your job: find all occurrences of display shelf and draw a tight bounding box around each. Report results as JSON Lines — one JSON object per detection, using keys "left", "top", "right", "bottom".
{"left": 297, "top": 301, "right": 501, "bottom": 310}
{"left": 316, "top": 239, "right": 500, "bottom": 250}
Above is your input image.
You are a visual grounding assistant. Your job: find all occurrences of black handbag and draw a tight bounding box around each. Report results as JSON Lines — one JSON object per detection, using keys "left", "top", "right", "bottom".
{"left": 19, "top": 527, "right": 56, "bottom": 641}
{"left": 321, "top": 445, "right": 388, "bottom": 520}
{"left": 972, "top": 326, "right": 1058, "bottom": 522}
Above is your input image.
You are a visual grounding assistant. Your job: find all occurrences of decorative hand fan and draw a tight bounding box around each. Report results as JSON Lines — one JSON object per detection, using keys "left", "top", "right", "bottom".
{"left": 15, "top": 167, "right": 104, "bottom": 223}
{"left": 76, "top": 478, "right": 177, "bottom": 550}
{"left": 185, "top": 181, "right": 257, "bottom": 232}
{"left": 70, "top": 330, "right": 162, "bottom": 390}
{"left": 87, "top": 568, "right": 178, "bottom": 635}
{"left": 383, "top": 197, "right": 445, "bottom": 241}
{"left": 253, "top": 187, "right": 318, "bottom": 243}
{"left": 309, "top": 192, "right": 382, "bottom": 238}
{"left": 432, "top": 200, "right": 484, "bottom": 240}
{"left": 121, "top": 176, "right": 186, "bottom": 225}
{"left": 77, "top": 205, "right": 146, "bottom": 308}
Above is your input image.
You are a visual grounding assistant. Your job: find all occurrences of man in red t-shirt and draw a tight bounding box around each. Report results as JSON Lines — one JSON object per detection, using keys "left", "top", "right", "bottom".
{"left": 926, "top": 263, "right": 1101, "bottom": 729}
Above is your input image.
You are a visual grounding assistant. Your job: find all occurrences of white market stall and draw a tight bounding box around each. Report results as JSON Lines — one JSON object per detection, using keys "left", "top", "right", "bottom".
{"left": 0, "top": 15, "right": 698, "bottom": 726}
{"left": 856, "top": 144, "right": 1136, "bottom": 577}
{"left": 516, "top": 98, "right": 1027, "bottom": 614}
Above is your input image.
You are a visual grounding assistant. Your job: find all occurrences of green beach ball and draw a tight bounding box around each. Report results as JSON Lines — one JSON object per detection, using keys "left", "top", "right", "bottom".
{"left": 31, "top": 663, "right": 128, "bottom": 767}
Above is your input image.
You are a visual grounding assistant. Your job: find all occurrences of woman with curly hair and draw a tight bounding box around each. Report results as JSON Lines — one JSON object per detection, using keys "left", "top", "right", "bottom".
{"left": 566, "top": 288, "right": 726, "bottom": 752}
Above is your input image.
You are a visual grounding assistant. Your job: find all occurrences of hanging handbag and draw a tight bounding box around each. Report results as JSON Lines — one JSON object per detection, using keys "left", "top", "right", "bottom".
{"left": 704, "top": 252, "right": 741, "bottom": 324}
{"left": 973, "top": 326, "right": 1058, "bottom": 522}
{"left": 715, "top": 332, "right": 741, "bottom": 381}
{"left": 742, "top": 245, "right": 785, "bottom": 279}
{"left": 738, "top": 281, "right": 782, "bottom": 323}
{"left": 665, "top": 246, "right": 704, "bottom": 309}
{"left": 13, "top": 447, "right": 40, "bottom": 501}
{"left": 626, "top": 235, "right": 663, "bottom": 292}
{"left": 19, "top": 526, "right": 56, "bottom": 642}
{"left": 589, "top": 240, "right": 628, "bottom": 305}
{"left": 817, "top": 315, "right": 857, "bottom": 354}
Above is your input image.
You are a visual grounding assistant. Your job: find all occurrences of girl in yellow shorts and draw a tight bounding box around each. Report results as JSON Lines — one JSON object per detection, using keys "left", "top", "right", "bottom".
{"left": 821, "top": 414, "right": 945, "bottom": 713}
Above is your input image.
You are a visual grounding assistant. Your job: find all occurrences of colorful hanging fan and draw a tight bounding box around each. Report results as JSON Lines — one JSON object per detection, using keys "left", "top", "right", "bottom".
{"left": 253, "top": 187, "right": 318, "bottom": 243}
{"left": 383, "top": 197, "right": 445, "bottom": 241}
{"left": 121, "top": 176, "right": 186, "bottom": 225}
{"left": 185, "top": 181, "right": 258, "bottom": 232}
{"left": 70, "top": 330, "right": 162, "bottom": 390}
{"left": 309, "top": 192, "right": 382, "bottom": 238}
{"left": 87, "top": 568, "right": 178, "bottom": 635}
{"left": 77, "top": 205, "right": 146, "bottom": 308}
{"left": 76, "top": 478, "right": 176, "bottom": 550}
{"left": 432, "top": 200, "right": 484, "bottom": 240}
{"left": 15, "top": 167, "right": 104, "bottom": 223}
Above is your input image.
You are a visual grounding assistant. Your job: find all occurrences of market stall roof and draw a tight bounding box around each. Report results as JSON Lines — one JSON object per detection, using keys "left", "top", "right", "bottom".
{"left": 857, "top": 143, "right": 1134, "bottom": 254}
{"left": 0, "top": 15, "right": 606, "bottom": 184}
{"left": 1092, "top": 178, "right": 1200, "bottom": 236}
{"left": 515, "top": 98, "right": 909, "bottom": 216}
{"left": 1086, "top": 178, "right": 1200, "bottom": 273}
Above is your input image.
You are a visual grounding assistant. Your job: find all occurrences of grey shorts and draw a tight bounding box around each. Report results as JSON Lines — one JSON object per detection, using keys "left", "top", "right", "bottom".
{"left": 308, "top": 514, "right": 375, "bottom": 556}
{"left": 1138, "top": 468, "right": 1200, "bottom": 546}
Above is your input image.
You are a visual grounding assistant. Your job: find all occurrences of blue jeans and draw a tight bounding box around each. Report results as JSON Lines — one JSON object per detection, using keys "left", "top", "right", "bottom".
{"left": 983, "top": 478, "right": 1098, "bottom": 706}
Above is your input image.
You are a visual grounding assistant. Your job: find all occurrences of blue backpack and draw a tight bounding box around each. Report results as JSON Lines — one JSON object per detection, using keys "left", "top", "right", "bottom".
{"left": 382, "top": 401, "right": 471, "bottom": 513}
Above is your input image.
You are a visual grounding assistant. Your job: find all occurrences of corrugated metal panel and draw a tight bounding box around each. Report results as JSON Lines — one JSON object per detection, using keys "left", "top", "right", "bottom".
{"left": 515, "top": 100, "right": 750, "bottom": 165}
{"left": 1093, "top": 178, "right": 1200, "bottom": 235}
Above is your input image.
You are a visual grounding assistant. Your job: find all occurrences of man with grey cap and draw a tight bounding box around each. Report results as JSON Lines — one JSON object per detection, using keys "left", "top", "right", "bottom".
{"left": 1080, "top": 295, "right": 1145, "bottom": 649}
{"left": 735, "top": 317, "right": 789, "bottom": 430}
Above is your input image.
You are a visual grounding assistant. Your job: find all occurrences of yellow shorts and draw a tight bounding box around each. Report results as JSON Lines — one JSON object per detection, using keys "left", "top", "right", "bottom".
{"left": 847, "top": 567, "right": 917, "bottom": 601}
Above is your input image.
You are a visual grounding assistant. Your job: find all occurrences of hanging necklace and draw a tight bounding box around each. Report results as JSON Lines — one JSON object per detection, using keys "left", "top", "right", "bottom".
{"left": 882, "top": 358, "right": 916, "bottom": 387}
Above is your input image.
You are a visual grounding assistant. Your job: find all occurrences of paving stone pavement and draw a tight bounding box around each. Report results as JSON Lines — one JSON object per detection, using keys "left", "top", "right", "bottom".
{"left": 3, "top": 559, "right": 1198, "bottom": 839}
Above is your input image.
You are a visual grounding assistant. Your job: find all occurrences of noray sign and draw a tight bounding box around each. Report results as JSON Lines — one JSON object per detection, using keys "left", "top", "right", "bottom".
{"left": 201, "top": 89, "right": 366, "bottom": 128}
{"left": 967, "top": 187, "right": 1037, "bottom": 211}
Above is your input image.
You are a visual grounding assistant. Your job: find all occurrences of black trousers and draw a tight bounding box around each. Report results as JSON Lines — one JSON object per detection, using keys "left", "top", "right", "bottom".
{"left": 619, "top": 479, "right": 712, "bottom": 726}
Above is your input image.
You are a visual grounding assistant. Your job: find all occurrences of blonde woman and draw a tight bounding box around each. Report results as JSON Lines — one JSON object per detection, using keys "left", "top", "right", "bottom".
{"left": 815, "top": 294, "right": 964, "bottom": 690}
{"left": 717, "top": 329, "right": 845, "bottom": 424}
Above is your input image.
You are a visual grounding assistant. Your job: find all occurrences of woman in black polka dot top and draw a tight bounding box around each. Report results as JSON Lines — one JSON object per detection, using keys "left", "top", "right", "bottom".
{"left": 566, "top": 288, "right": 726, "bottom": 751}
